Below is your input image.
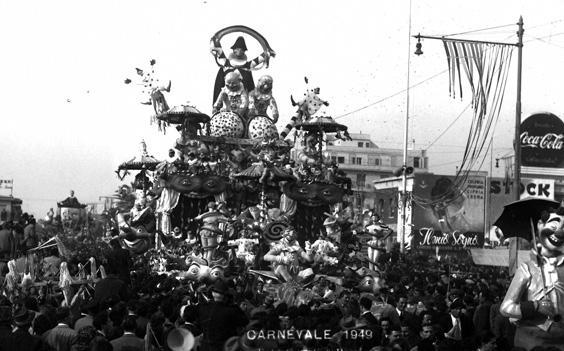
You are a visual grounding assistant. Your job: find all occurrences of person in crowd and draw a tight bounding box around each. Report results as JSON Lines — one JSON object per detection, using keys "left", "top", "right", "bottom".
{"left": 358, "top": 296, "right": 378, "bottom": 326}
{"left": 74, "top": 302, "right": 97, "bottom": 331}
{"left": 71, "top": 326, "right": 98, "bottom": 351}
{"left": 437, "top": 299, "right": 474, "bottom": 350}
{"left": 12, "top": 306, "right": 48, "bottom": 351}
{"left": 107, "top": 237, "right": 132, "bottom": 286}
{"left": 92, "top": 310, "right": 112, "bottom": 340}
{"left": 110, "top": 315, "right": 144, "bottom": 351}
{"left": 410, "top": 322, "right": 437, "bottom": 351}
{"left": 42, "top": 306, "right": 78, "bottom": 351}
{"left": 0, "top": 221, "right": 14, "bottom": 259}
{"left": 196, "top": 279, "right": 249, "bottom": 351}
{"left": 23, "top": 217, "right": 38, "bottom": 251}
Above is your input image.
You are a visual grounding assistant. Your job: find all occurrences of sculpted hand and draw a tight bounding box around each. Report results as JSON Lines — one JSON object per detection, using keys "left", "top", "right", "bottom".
{"left": 536, "top": 299, "right": 555, "bottom": 318}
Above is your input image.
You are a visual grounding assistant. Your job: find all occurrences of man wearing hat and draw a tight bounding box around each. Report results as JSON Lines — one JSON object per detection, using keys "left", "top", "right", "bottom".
{"left": 12, "top": 306, "right": 47, "bottom": 351}
{"left": 211, "top": 36, "right": 269, "bottom": 105}
{"left": 196, "top": 279, "right": 248, "bottom": 351}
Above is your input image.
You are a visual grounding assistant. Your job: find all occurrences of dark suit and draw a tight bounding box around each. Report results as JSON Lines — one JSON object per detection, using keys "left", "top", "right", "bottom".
{"left": 197, "top": 300, "right": 249, "bottom": 351}
{"left": 12, "top": 327, "right": 48, "bottom": 351}
{"left": 359, "top": 311, "right": 379, "bottom": 326}
{"left": 110, "top": 332, "right": 144, "bottom": 351}
{"left": 42, "top": 324, "right": 78, "bottom": 351}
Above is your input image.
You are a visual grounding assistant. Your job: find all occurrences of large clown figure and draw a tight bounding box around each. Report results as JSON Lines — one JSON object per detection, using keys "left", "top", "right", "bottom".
{"left": 500, "top": 207, "right": 564, "bottom": 350}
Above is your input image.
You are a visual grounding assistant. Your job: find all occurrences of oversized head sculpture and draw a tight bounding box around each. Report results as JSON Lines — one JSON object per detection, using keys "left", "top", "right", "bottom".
{"left": 167, "top": 174, "right": 227, "bottom": 199}
{"left": 500, "top": 206, "right": 564, "bottom": 350}
{"left": 537, "top": 207, "right": 564, "bottom": 258}
{"left": 183, "top": 256, "right": 226, "bottom": 283}
{"left": 282, "top": 181, "right": 345, "bottom": 207}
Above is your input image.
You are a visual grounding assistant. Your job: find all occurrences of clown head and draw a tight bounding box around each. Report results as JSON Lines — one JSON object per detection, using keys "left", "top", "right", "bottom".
{"left": 224, "top": 71, "right": 243, "bottom": 92}
{"left": 537, "top": 207, "right": 564, "bottom": 258}
{"left": 281, "top": 226, "right": 297, "bottom": 244}
{"left": 257, "top": 75, "right": 273, "bottom": 94}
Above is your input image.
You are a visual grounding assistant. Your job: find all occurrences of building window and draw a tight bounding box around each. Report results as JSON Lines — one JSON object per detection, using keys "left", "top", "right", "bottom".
{"left": 352, "top": 157, "right": 362, "bottom": 165}
{"left": 365, "top": 142, "right": 370, "bottom": 147}
{"left": 358, "top": 142, "right": 364, "bottom": 148}
{"left": 414, "top": 157, "right": 421, "bottom": 168}
{"left": 374, "top": 158, "right": 380, "bottom": 166}
{"left": 337, "top": 156, "right": 345, "bottom": 164}
{"left": 331, "top": 156, "right": 337, "bottom": 163}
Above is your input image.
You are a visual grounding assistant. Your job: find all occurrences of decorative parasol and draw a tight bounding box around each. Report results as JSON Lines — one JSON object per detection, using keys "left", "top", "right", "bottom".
{"left": 155, "top": 105, "right": 210, "bottom": 125}
{"left": 117, "top": 140, "right": 161, "bottom": 179}
{"left": 295, "top": 116, "right": 348, "bottom": 133}
{"left": 493, "top": 198, "right": 559, "bottom": 241}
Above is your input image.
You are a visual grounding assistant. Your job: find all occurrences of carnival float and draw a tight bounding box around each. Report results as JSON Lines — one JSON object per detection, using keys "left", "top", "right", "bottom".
{"left": 2, "top": 25, "right": 392, "bottom": 310}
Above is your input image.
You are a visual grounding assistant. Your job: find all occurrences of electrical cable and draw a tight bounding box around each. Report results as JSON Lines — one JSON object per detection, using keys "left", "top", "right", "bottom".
{"left": 334, "top": 70, "right": 447, "bottom": 120}
{"left": 442, "top": 23, "right": 516, "bottom": 38}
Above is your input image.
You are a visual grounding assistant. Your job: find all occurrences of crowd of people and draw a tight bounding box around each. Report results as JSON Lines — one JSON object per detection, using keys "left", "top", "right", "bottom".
{"left": 0, "top": 228, "right": 542, "bottom": 351}
{"left": 0, "top": 213, "right": 40, "bottom": 259}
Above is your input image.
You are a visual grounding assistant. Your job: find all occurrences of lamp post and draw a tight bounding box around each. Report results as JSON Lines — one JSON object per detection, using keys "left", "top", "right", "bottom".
{"left": 413, "top": 18, "right": 524, "bottom": 202}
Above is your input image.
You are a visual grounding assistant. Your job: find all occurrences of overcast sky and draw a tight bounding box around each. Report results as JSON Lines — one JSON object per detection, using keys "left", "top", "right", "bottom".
{"left": 1, "top": 0, "right": 563, "bottom": 216}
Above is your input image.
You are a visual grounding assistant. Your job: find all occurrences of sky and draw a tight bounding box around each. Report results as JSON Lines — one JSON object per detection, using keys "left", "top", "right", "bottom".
{"left": 1, "top": 0, "right": 564, "bottom": 217}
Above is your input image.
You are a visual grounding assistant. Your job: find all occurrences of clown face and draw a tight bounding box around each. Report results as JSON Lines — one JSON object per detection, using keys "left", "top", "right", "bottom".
{"left": 167, "top": 175, "right": 227, "bottom": 198}
{"left": 257, "top": 75, "right": 273, "bottom": 94}
{"left": 225, "top": 71, "right": 243, "bottom": 92}
{"left": 283, "top": 182, "right": 345, "bottom": 207}
{"left": 538, "top": 210, "right": 564, "bottom": 257}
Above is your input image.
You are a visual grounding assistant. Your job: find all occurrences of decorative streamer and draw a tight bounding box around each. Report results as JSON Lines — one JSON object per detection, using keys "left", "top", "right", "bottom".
{"left": 413, "top": 39, "right": 514, "bottom": 209}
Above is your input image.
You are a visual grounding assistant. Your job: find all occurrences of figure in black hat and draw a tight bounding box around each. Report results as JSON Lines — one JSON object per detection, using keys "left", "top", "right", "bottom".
{"left": 211, "top": 36, "right": 270, "bottom": 107}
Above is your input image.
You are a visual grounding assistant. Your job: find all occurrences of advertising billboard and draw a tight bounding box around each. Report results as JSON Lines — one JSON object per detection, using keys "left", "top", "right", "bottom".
{"left": 411, "top": 174, "right": 486, "bottom": 249}
{"left": 521, "top": 112, "right": 564, "bottom": 168}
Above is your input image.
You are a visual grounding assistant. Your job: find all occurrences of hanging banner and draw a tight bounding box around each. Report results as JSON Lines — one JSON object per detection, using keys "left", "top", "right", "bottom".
{"left": 520, "top": 112, "right": 564, "bottom": 168}
{"left": 411, "top": 174, "right": 486, "bottom": 249}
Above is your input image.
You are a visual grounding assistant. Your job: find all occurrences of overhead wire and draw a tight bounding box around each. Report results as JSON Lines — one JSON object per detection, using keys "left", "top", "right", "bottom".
{"left": 334, "top": 69, "right": 448, "bottom": 120}
{"left": 442, "top": 23, "right": 516, "bottom": 37}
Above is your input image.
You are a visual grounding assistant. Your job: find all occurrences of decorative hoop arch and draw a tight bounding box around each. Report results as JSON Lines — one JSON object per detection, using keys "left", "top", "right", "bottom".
{"left": 211, "top": 25, "right": 276, "bottom": 70}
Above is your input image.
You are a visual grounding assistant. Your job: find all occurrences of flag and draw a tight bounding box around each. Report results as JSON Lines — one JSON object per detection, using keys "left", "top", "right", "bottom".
{"left": 0, "top": 179, "right": 13, "bottom": 189}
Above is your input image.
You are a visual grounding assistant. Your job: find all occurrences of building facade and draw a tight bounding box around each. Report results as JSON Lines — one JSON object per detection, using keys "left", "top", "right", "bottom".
{"left": 0, "top": 195, "right": 23, "bottom": 222}
{"left": 325, "top": 133, "right": 429, "bottom": 209}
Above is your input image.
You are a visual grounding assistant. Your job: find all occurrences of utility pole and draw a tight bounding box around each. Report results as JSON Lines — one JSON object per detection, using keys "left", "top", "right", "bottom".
{"left": 514, "top": 16, "right": 524, "bottom": 201}
{"left": 400, "top": 0, "right": 414, "bottom": 254}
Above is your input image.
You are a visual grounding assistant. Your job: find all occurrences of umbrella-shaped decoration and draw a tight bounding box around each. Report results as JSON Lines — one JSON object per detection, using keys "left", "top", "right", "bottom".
{"left": 155, "top": 105, "right": 210, "bottom": 125}
{"left": 116, "top": 140, "right": 161, "bottom": 180}
{"left": 295, "top": 116, "right": 348, "bottom": 133}
{"left": 493, "top": 198, "right": 560, "bottom": 241}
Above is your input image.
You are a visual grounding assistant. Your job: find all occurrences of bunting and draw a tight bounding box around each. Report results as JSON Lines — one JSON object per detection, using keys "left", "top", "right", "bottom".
{"left": 414, "top": 39, "right": 514, "bottom": 209}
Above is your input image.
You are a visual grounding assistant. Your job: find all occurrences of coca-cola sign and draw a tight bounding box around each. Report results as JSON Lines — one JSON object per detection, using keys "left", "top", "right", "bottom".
{"left": 520, "top": 113, "right": 564, "bottom": 168}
